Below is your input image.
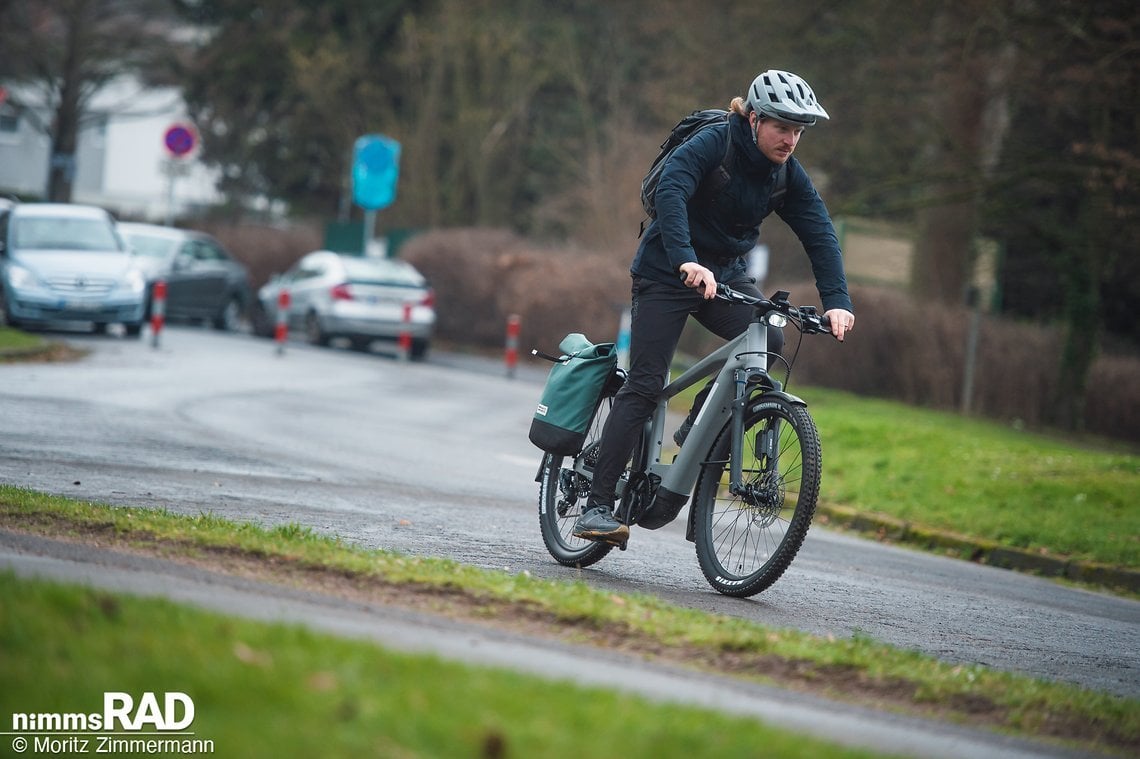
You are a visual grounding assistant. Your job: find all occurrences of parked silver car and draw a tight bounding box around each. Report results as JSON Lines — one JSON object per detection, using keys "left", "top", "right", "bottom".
{"left": 118, "top": 222, "right": 252, "bottom": 332}
{"left": 255, "top": 251, "right": 435, "bottom": 359}
{"left": 0, "top": 202, "right": 146, "bottom": 336}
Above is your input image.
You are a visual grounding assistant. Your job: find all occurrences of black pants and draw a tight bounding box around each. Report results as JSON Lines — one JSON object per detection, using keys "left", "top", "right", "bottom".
{"left": 588, "top": 275, "right": 783, "bottom": 507}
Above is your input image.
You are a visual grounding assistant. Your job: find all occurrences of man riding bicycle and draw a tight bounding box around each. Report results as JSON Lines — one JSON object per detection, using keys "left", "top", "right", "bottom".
{"left": 574, "top": 68, "right": 856, "bottom": 547}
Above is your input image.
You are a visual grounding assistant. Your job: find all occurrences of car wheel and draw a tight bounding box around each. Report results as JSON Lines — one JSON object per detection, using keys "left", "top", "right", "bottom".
{"left": 92, "top": 323, "right": 109, "bottom": 335}
{"left": 0, "top": 302, "right": 20, "bottom": 330}
{"left": 305, "top": 312, "right": 329, "bottom": 346}
{"left": 124, "top": 322, "right": 144, "bottom": 339}
{"left": 411, "top": 338, "right": 429, "bottom": 361}
{"left": 251, "top": 302, "right": 273, "bottom": 338}
{"left": 213, "top": 296, "right": 244, "bottom": 332}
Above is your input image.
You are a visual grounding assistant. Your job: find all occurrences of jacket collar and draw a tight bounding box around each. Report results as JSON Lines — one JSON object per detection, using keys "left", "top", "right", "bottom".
{"left": 729, "top": 111, "right": 780, "bottom": 176}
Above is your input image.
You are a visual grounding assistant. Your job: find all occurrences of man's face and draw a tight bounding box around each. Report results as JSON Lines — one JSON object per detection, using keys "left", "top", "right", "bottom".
{"left": 751, "top": 114, "right": 804, "bottom": 164}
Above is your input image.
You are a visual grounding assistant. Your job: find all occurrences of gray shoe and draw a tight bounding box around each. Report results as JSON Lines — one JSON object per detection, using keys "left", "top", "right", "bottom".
{"left": 573, "top": 504, "right": 630, "bottom": 547}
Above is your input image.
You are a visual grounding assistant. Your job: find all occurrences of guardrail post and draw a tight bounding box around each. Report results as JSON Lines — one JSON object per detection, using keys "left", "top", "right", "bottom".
{"left": 505, "top": 313, "right": 521, "bottom": 378}
{"left": 150, "top": 280, "right": 167, "bottom": 349}
{"left": 275, "top": 289, "right": 290, "bottom": 355}
{"left": 398, "top": 303, "right": 413, "bottom": 361}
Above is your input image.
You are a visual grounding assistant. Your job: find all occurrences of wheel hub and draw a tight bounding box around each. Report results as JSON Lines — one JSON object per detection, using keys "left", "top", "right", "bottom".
{"left": 740, "top": 472, "right": 784, "bottom": 527}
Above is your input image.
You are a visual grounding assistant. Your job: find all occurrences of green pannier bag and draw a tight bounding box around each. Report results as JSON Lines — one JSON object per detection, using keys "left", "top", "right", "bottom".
{"left": 529, "top": 333, "right": 620, "bottom": 456}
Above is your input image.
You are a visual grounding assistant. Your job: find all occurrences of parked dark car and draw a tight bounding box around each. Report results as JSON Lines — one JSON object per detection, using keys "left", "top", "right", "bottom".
{"left": 118, "top": 222, "right": 252, "bottom": 332}
{"left": 254, "top": 250, "right": 435, "bottom": 358}
{"left": 0, "top": 202, "right": 146, "bottom": 336}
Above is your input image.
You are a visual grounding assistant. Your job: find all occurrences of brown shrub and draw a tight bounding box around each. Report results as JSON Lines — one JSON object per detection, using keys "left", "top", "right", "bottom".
{"left": 401, "top": 228, "right": 629, "bottom": 352}
{"left": 197, "top": 221, "right": 323, "bottom": 290}
{"left": 194, "top": 222, "right": 1140, "bottom": 443}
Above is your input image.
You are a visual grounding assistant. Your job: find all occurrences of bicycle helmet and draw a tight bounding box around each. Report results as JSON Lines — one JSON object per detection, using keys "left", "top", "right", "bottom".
{"left": 747, "top": 69, "right": 830, "bottom": 126}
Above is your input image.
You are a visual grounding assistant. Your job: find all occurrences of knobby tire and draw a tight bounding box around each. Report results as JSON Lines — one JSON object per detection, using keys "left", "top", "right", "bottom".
{"left": 692, "top": 397, "right": 822, "bottom": 597}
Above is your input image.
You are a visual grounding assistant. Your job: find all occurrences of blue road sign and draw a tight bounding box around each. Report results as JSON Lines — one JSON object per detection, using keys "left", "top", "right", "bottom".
{"left": 352, "top": 135, "right": 401, "bottom": 210}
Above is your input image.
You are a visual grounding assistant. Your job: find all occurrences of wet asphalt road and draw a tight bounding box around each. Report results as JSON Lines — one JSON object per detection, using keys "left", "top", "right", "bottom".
{"left": 1, "top": 326, "right": 1137, "bottom": 704}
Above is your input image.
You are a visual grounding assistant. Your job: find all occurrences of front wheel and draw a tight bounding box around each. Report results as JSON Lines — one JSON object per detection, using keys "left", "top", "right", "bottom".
{"left": 213, "top": 296, "right": 244, "bottom": 332}
{"left": 305, "top": 312, "right": 329, "bottom": 346}
{"left": 692, "top": 397, "right": 822, "bottom": 597}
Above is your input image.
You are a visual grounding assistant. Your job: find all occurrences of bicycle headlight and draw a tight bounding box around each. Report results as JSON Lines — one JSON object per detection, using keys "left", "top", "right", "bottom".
{"left": 764, "top": 312, "right": 788, "bottom": 329}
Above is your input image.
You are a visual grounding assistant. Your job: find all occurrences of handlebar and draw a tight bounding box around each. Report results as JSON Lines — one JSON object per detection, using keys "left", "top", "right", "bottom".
{"left": 715, "top": 283, "right": 833, "bottom": 336}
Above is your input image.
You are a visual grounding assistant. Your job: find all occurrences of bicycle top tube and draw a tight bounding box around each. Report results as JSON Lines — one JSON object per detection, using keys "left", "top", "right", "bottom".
{"left": 661, "top": 340, "right": 738, "bottom": 401}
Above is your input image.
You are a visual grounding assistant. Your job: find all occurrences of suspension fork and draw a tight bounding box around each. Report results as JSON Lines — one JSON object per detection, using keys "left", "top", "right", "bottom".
{"left": 726, "top": 368, "right": 757, "bottom": 496}
{"left": 728, "top": 366, "right": 785, "bottom": 497}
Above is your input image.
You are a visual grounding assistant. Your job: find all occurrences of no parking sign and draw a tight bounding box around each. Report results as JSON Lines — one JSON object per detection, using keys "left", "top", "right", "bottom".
{"left": 163, "top": 123, "right": 198, "bottom": 158}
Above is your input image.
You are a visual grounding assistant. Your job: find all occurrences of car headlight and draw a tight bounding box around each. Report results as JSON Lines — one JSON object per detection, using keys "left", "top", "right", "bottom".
{"left": 117, "top": 269, "right": 147, "bottom": 295}
{"left": 6, "top": 264, "right": 44, "bottom": 293}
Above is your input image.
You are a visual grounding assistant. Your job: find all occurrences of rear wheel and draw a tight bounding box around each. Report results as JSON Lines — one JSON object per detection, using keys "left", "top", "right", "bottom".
{"left": 251, "top": 302, "right": 274, "bottom": 338}
{"left": 213, "top": 296, "right": 244, "bottom": 332}
{"left": 692, "top": 397, "right": 821, "bottom": 597}
{"left": 537, "top": 394, "right": 616, "bottom": 568}
{"left": 305, "top": 312, "right": 329, "bottom": 346}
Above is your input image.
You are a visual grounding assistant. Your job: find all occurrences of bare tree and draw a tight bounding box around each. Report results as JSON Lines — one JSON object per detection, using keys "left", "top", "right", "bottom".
{"left": 0, "top": 0, "right": 176, "bottom": 201}
{"left": 911, "top": 0, "right": 1016, "bottom": 305}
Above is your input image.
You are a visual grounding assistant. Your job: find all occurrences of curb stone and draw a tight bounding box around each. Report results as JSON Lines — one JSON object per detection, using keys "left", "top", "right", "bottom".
{"left": 816, "top": 504, "right": 1140, "bottom": 594}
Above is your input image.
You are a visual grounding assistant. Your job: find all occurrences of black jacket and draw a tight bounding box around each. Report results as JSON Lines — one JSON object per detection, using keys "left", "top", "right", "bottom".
{"left": 632, "top": 111, "right": 853, "bottom": 313}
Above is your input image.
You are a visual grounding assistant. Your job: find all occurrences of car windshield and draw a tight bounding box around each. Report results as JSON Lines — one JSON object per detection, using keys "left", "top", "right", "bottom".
{"left": 343, "top": 258, "right": 424, "bottom": 287}
{"left": 122, "top": 232, "right": 178, "bottom": 258}
{"left": 13, "top": 217, "right": 122, "bottom": 252}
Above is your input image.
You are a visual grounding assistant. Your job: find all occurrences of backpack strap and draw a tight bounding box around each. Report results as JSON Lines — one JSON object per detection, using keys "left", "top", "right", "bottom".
{"left": 691, "top": 124, "right": 735, "bottom": 206}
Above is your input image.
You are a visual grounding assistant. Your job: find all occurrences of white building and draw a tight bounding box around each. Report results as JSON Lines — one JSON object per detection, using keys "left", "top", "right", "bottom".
{"left": 0, "top": 76, "right": 222, "bottom": 222}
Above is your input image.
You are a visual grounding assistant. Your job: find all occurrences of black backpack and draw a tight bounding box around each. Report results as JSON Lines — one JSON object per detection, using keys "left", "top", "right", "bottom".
{"left": 640, "top": 109, "right": 787, "bottom": 234}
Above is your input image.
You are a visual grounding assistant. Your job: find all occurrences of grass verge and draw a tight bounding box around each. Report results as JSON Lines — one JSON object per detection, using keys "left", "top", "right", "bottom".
{"left": 0, "top": 326, "right": 87, "bottom": 362}
{"left": 1, "top": 486, "right": 1137, "bottom": 756}
{"left": 665, "top": 383, "right": 1139, "bottom": 576}
{"left": 1, "top": 575, "right": 884, "bottom": 759}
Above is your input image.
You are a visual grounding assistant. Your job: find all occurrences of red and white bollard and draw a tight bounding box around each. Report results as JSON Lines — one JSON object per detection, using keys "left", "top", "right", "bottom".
{"left": 150, "top": 280, "right": 167, "bottom": 349}
{"left": 505, "top": 313, "right": 521, "bottom": 378}
{"left": 274, "top": 289, "right": 290, "bottom": 355}
{"left": 397, "top": 303, "right": 413, "bottom": 361}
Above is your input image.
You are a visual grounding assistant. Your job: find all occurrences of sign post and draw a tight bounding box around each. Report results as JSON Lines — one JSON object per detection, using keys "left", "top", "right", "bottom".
{"left": 351, "top": 135, "right": 400, "bottom": 255}
{"left": 162, "top": 123, "right": 198, "bottom": 226}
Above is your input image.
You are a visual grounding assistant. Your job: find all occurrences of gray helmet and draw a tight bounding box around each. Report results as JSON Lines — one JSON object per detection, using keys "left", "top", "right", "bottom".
{"left": 747, "top": 69, "right": 830, "bottom": 126}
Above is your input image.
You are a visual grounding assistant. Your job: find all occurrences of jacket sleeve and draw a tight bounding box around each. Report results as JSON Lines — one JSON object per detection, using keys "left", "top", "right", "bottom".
{"left": 777, "top": 160, "right": 854, "bottom": 313}
{"left": 652, "top": 126, "right": 725, "bottom": 274}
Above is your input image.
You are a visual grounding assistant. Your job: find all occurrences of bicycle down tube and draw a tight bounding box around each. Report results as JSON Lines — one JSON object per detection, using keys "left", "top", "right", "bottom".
{"left": 634, "top": 315, "right": 780, "bottom": 526}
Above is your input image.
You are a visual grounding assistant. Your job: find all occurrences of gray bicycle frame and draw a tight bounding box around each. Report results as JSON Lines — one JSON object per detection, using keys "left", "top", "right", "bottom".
{"left": 606, "top": 313, "right": 805, "bottom": 525}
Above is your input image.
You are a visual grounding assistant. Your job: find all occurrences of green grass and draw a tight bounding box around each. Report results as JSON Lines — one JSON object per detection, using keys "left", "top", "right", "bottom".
{"left": 2, "top": 334, "right": 1138, "bottom": 753}
{"left": 1, "top": 487, "right": 1137, "bottom": 755}
{"left": 0, "top": 576, "right": 885, "bottom": 759}
{"left": 667, "top": 381, "right": 1139, "bottom": 569}
{"left": 804, "top": 388, "right": 1139, "bottom": 567}
{"left": 0, "top": 325, "right": 46, "bottom": 352}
